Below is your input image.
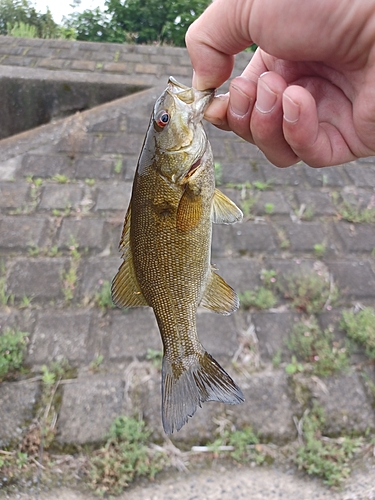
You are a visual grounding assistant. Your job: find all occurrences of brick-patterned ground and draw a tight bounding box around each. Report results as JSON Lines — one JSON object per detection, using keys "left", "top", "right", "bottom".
{"left": 0, "top": 38, "right": 375, "bottom": 453}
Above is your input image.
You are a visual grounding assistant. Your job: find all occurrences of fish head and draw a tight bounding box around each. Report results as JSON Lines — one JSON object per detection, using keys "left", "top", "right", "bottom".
{"left": 149, "top": 77, "right": 214, "bottom": 184}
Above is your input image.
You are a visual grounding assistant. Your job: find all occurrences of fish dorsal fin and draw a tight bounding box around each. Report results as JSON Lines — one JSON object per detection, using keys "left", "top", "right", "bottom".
{"left": 176, "top": 188, "right": 203, "bottom": 232}
{"left": 211, "top": 189, "right": 243, "bottom": 224}
{"left": 111, "top": 206, "right": 148, "bottom": 308}
{"left": 200, "top": 269, "right": 239, "bottom": 315}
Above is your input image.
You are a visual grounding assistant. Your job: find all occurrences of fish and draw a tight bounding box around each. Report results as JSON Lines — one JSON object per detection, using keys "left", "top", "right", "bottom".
{"left": 111, "top": 77, "right": 244, "bottom": 434}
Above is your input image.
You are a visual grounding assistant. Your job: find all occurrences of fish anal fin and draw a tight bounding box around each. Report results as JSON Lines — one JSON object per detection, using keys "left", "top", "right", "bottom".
{"left": 176, "top": 188, "right": 203, "bottom": 231}
{"left": 111, "top": 205, "right": 148, "bottom": 308}
{"left": 200, "top": 269, "right": 239, "bottom": 315}
{"left": 162, "top": 352, "right": 244, "bottom": 434}
{"left": 211, "top": 188, "right": 243, "bottom": 224}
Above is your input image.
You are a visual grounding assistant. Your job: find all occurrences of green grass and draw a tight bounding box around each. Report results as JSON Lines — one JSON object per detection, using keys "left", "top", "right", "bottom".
{"left": 208, "top": 426, "right": 266, "bottom": 464}
{"left": 340, "top": 307, "right": 375, "bottom": 359}
{"left": 88, "top": 416, "right": 167, "bottom": 496}
{"left": 296, "top": 404, "right": 363, "bottom": 487}
{"left": 338, "top": 202, "right": 375, "bottom": 223}
{"left": 239, "top": 287, "right": 277, "bottom": 310}
{"left": 95, "top": 280, "right": 115, "bottom": 309}
{"left": 286, "top": 317, "right": 350, "bottom": 377}
{"left": 0, "top": 328, "right": 28, "bottom": 381}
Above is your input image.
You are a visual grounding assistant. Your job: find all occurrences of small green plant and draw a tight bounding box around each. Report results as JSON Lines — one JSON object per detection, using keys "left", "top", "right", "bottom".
{"left": 240, "top": 195, "right": 257, "bottom": 218}
{"left": 61, "top": 238, "right": 80, "bottom": 303}
{"left": 95, "top": 280, "right": 115, "bottom": 310}
{"left": 89, "top": 354, "right": 104, "bottom": 372}
{"left": 96, "top": 62, "right": 103, "bottom": 69}
{"left": 285, "top": 355, "right": 304, "bottom": 374}
{"left": 47, "top": 245, "right": 60, "bottom": 257}
{"left": 296, "top": 404, "right": 363, "bottom": 487}
{"left": 27, "top": 245, "right": 40, "bottom": 256}
{"left": 239, "top": 287, "right": 277, "bottom": 310}
{"left": 0, "top": 277, "right": 14, "bottom": 306}
{"left": 264, "top": 203, "right": 274, "bottom": 214}
{"left": 85, "top": 178, "right": 96, "bottom": 186}
{"left": 7, "top": 21, "right": 36, "bottom": 38}
{"left": 208, "top": 425, "right": 266, "bottom": 464}
{"left": 19, "top": 295, "right": 32, "bottom": 309}
{"left": 253, "top": 180, "right": 272, "bottom": 191}
{"left": 279, "top": 272, "right": 338, "bottom": 314}
{"left": 287, "top": 317, "right": 349, "bottom": 376}
{"left": 313, "top": 243, "right": 326, "bottom": 258}
{"left": 276, "top": 228, "right": 290, "bottom": 249}
{"left": 114, "top": 50, "right": 120, "bottom": 62}
{"left": 0, "top": 328, "right": 28, "bottom": 381}
{"left": 88, "top": 416, "right": 167, "bottom": 495}
{"left": 52, "top": 174, "right": 69, "bottom": 183}
{"left": 260, "top": 269, "right": 277, "bottom": 288}
{"left": 272, "top": 349, "right": 282, "bottom": 368}
{"left": 340, "top": 307, "right": 375, "bottom": 359}
{"left": 338, "top": 202, "right": 375, "bottom": 223}
{"left": 214, "top": 162, "right": 223, "bottom": 185}
{"left": 146, "top": 348, "right": 163, "bottom": 368}
{"left": 114, "top": 156, "right": 123, "bottom": 174}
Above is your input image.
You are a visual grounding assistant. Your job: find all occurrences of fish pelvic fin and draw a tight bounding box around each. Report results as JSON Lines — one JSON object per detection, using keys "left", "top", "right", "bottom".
{"left": 211, "top": 188, "right": 243, "bottom": 224}
{"left": 200, "top": 269, "right": 239, "bottom": 315}
{"left": 162, "top": 352, "right": 244, "bottom": 434}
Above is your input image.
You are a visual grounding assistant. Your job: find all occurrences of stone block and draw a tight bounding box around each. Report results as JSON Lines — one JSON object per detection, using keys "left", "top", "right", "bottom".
{"left": 261, "top": 164, "right": 305, "bottom": 186}
{"left": 228, "top": 371, "right": 297, "bottom": 442}
{"left": 294, "top": 190, "right": 337, "bottom": 215}
{"left": 21, "top": 154, "right": 74, "bottom": 178}
{"left": 211, "top": 257, "right": 262, "bottom": 293}
{"left": 0, "top": 181, "right": 29, "bottom": 208}
{"left": 254, "top": 191, "right": 291, "bottom": 215}
{"left": 232, "top": 221, "right": 276, "bottom": 254}
{"left": 109, "top": 309, "right": 161, "bottom": 360}
{"left": 303, "top": 164, "right": 346, "bottom": 187}
{"left": 103, "top": 62, "right": 128, "bottom": 73}
{"left": 306, "top": 372, "right": 375, "bottom": 434}
{"left": 253, "top": 311, "right": 300, "bottom": 362}
{"left": 104, "top": 134, "right": 144, "bottom": 155}
{"left": 0, "top": 216, "right": 48, "bottom": 250}
{"left": 74, "top": 157, "right": 114, "bottom": 179}
{"left": 95, "top": 183, "right": 131, "bottom": 211}
{"left": 327, "top": 260, "right": 375, "bottom": 299}
{"left": 80, "top": 256, "right": 120, "bottom": 301}
{"left": 6, "top": 257, "right": 68, "bottom": 300}
{"left": 344, "top": 164, "right": 375, "bottom": 187}
{"left": 39, "top": 184, "right": 83, "bottom": 210}
{"left": 0, "top": 380, "right": 40, "bottom": 447}
{"left": 197, "top": 310, "right": 239, "bottom": 360}
{"left": 278, "top": 221, "right": 327, "bottom": 253}
{"left": 335, "top": 222, "right": 375, "bottom": 253}
{"left": 57, "top": 217, "right": 107, "bottom": 252}
{"left": 58, "top": 374, "right": 125, "bottom": 444}
{"left": 71, "top": 60, "right": 96, "bottom": 71}
{"left": 27, "top": 310, "right": 93, "bottom": 366}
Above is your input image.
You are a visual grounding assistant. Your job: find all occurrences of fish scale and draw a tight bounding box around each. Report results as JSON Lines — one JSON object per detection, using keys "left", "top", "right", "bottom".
{"left": 112, "top": 77, "right": 244, "bottom": 434}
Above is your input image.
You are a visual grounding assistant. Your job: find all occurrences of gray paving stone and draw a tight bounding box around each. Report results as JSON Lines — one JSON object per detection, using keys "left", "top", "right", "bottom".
{"left": 340, "top": 187, "right": 374, "bottom": 209}
{"left": 254, "top": 191, "right": 291, "bottom": 215}
{"left": 79, "top": 256, "right": 121, "bottom": 301}
{"left": 95, "top": 183, "right": 132, "bottom": 211}
{"left": 253, "top": 311, "right": 300, "bottom": 362}
{"left": 344, "top": 164, "right": 375, "bottom": 187}
{"left": 0, "top": 380, "right": 40, "bottom": 447}
{"left": 210, "top": 257, "right": 262, "bottom": 293}
{"left": 232, "top": 221, "right": 277, "bottom": 255}
{"left": 6, "top": 257, "right": 67, "bottom": 300}
{"left": 294, "top": 190, "right": 337, "bottom": 215}
{"left": 74, "top": 157, "right": 114, "bottom": 179}
{"left": 305, "top": 372, "right": 375, "bottom": 434}
{"left": 261, "top": 164, "right": 305, "bottom": 186}
{"left": 0, "top": 182, "right": 29, "bottom": 208}
{"left": 57, "top": 217, "right": 107, "bottom": 252}
{"left": 104, "top": 134, "right": 144, "bottom": 155}
{"left": 228, "top": 370, "right": 297, "bottom": 442}
{"left": 303, "top": 164, "right": 346, "bottom": 187}
{"left": 335, "top": 222, "right": 375, "bottom": 253}
{"left": 22, "top": 154, "right": 74, "bottom": 178}
{"left": 27, "top": 310, "right": 93, "bottom": 366}
{"left": 56, "top": 135, "right": 95, "bottom": 155}
{"left": 197, "top": 310, "right": 239, "bottom": 360}
{"left": 278, "top": 221, "right": 327, "bottom": 253}
{"left": 0, "top": 215, "right": 48, "bottom": 250}
{"left": 39, "top": 184, "right": 83, "bottom": 210}
{"left": 58, "top": 374, "right": 125, "bottom": 444}
{"left": 109, "top": 309, "right": 161, "bottom": 360}
{"left": 327, "top": 260, "right": 375, "bottom": 298}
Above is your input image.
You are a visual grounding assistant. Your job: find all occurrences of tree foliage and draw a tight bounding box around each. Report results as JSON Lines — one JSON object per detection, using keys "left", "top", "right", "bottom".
{"left": 64, "top": 0, "right": 211, "bottom": 46}
{"left": 0, "top": 0, "right": 60, "bottom": 38}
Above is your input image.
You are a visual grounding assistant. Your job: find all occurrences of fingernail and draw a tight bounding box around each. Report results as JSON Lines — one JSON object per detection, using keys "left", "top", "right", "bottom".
{"left": 283, "top": 94, "right": 300, "bottom": 123}
{"left": 256, "top": 79, "right": 277, "bottom": 113}
{"left": 229, "top": 84, "right": 251, "bottom": 117}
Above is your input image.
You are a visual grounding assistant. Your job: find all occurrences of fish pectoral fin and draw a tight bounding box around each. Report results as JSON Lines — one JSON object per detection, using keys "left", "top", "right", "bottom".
{"left": 176, "top": 188, "right": 203, "bottom": 231}
{"left": 211, "top": 188, "right": 243, "bottom": 224}
{"left": 111, "top": 206, "right": 148, "bottom": 308}
{"left": 200, "top": 269, "right": 239, "bottom": 315}
{"left": 162, "top": 352, "right": 244, "bottom": 434}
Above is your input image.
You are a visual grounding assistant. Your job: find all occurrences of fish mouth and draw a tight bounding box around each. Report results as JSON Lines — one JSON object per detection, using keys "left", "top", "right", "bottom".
{"left": 167, "top": 76, "right": 214, "bottom": 116}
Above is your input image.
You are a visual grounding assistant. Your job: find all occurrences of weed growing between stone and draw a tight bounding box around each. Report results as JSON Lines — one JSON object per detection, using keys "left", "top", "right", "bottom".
{"left": 340, "top": 307, "right": 375, "bottom": 359}
{"left": 0, "top": 328, "right": 28, "bottom": 381}
{"left": 95, "top": 280, "right": 115, "bottom": 310}
{"left": 286, "top": 317, "right": 350, "bottom": 377}
{"left": 87, "top": 416, "right": 167, "bottom": 496}
{"left": 296, "top": 404, "right": 364, "bottom": 487}
{"left": 61, "top": 237, "right": 81, "bottom": 303}
{"left": 239, "top": 287, "right": 277, "bottom": 310}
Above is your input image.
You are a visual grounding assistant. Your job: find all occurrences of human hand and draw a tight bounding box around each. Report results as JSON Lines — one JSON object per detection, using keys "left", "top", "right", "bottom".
{"left": 185, "top": 0, "right": 375, "bottom": 167}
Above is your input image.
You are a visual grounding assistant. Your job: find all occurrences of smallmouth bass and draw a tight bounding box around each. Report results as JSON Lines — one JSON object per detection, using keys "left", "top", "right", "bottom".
{"left": 112, "top": 77, "right": 244, "bottom": 433}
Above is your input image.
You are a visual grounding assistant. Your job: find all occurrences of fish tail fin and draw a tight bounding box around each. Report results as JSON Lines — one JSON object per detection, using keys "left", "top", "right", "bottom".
{"left": 162, "top": 351, "right": 244, "bottom": 434}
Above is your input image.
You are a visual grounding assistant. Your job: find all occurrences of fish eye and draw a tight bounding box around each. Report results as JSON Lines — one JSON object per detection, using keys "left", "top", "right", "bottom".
{"left": 155, "top": 110, "right": 170, "bottom": 128}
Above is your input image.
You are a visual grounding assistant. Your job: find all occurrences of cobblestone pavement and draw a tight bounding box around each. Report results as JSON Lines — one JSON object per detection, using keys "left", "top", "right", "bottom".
{"left": 0, "top": 36, "right": 375, "bottom": 494}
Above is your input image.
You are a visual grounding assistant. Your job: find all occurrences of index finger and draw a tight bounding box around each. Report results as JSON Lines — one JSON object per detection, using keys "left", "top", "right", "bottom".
{"left": 185, "top": 0, "right": 254, "bottom": 90}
